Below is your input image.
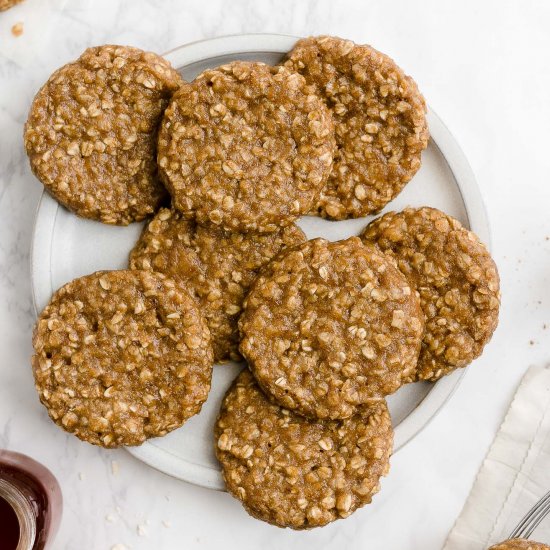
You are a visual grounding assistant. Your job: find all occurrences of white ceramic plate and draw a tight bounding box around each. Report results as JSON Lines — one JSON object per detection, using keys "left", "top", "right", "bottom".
{"left": 31, "top": 34, "right": 490, "bottom": 491}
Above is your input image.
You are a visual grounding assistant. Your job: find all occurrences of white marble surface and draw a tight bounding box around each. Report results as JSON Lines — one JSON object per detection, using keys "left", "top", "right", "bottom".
{"left": 1, "top": 1, "right": 549, "bottom": 549}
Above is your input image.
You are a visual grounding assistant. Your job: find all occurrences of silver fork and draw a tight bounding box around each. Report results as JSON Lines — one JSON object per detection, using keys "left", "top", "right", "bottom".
{"left": 508, "top": 490, "right": 550, "bottom": 540}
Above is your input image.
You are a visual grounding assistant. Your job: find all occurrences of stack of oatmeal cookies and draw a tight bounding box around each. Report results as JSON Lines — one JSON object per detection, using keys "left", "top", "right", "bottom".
{"left": 26, "top": 36, "right": 500, "bottom": 529}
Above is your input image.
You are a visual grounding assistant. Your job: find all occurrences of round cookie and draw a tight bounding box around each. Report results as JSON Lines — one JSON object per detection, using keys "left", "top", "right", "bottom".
{"left": 129, "top": 207, "right": 306, "bottom": 363}
{"left": 284, "top": 35, "right": 429, "bottom": 219}
{"left": 157, "top": 61, "right": 335, "bottom": 233}
{"left": 489, "top": 540, "right": 550, "bottom": 550}
{"left": 239, "top": 237, "right": 424, "bottom": 420}
{"left": 32, "top": 270, "right": 213, "bottom": 448}
{"left": 215, "top": 369, "right": 393, "bottom": 529}
{"left": 24, "top": 45, "right": 183, "bottom": 225}
{"left": 361, "top": 207, "right": 500, "bottom": 381}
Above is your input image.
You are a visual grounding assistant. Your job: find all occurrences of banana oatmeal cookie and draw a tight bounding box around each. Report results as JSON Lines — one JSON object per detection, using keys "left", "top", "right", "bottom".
{"left": 24, "top": 45, "right": 182, "bottom": 225}
{"left": 129, "top": 207, "right": 306, "bottom": 362}
{"left": 157, "top": 61, "right": 335, "bottom": 233}
{"left": 32, "top": 270, "right": 213, "bottom": 448}
{"left": 239, "top": 237, "right": 424, "bottom": 420}
{"left": 489, "top": 540, "right": 550, "bottom": 550}
{"left": 215, "top": 369, "right": 393, "bottom": 529}
{"left": 361, "top": 207, "right": 500, "bottom": 381}
{"left": 284, "top": 35, "right": 429, "bottom": 220}
{"left": 0, "top": 0, "right": 23, "bottom": 10}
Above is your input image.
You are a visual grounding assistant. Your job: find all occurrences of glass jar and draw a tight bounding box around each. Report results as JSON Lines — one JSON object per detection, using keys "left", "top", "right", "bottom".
{"left": 0, "top": 450, "right": 62, "bottom": 550}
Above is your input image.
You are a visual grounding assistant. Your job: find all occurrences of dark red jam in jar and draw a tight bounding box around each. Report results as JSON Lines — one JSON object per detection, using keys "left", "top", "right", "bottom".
{"left": 0, "top": 450, "right": 62, "bottom": 550}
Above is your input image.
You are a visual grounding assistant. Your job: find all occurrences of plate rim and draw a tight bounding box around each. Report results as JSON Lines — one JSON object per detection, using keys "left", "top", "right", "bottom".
{"left": 30, "top": 33, "right": 490, "bottom": 491}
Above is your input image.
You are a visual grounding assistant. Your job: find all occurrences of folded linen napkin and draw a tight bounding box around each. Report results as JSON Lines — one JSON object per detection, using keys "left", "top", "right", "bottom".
{"left": 444, "top": 364, "right": 550, "bottom": 549}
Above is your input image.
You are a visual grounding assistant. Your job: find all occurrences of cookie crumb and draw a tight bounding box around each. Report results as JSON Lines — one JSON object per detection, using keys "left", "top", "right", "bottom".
{"left": 137, "top": 524, "right": 147, "bottom": 537}
{"left": 111, "top": 460, "right": 119, "bottom": 475}
{"left": 11, "top": 22, "right": 23, "bottom": 37}
{"left": 78, "top": 472, "right": 85, "bottom": 481}
{"left": 162, "top": 520, "right": 171, "bottom": 528}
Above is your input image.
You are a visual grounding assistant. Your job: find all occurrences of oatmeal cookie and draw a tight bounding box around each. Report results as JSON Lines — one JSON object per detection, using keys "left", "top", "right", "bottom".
{"left": 215, "top": 369, "right": 393, "bottom": 529}
{"left": 489, "top": 540, "right": 550, "bottom": 550}
{"left": 32, "top": 270, "right": 213, "bottom": 448}
{"left": 239, "top": 237, "right": 424, "bottom": 420}
{"left": 24, "top": 45, "right": 182, "bottom": 225}
{"left": 129, "top": 207, "right": 306, "bottom": 362}
{"left": 284, "top": 35, "right": 429, "bottom": 219}
{"left": 157, "top": 61, "right": 335, "bottom": 233}
{"left": 0, "top": 0, "right": 23, "bottom": 10}
{"left": 361, "top": 207, "right": 500, "bottom": 381}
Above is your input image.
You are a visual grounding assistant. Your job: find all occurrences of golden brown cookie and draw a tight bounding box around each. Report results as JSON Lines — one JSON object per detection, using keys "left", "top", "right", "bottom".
{"left": 0, "top": 0, "right": 23, "bottom": 11}
{"left": 284, "top": 35, "right": 429, "bottom": 219}
{"left": 32, "top": 270, "right": 213, "bottom": 448}
{"left": 489, "top": 540, "right": 550, "bottom": 550}
{"left": 129, "top": 207, "right": 306, "bottom": 362}
{"left": 157, "top": 61, "right": 335, "bottom": 233}
{"left": 361, "top": 207, "right": 500, "bottom": 381}
{"left": 239, "top": 237, "right": 424, "bottom": 420}
{"left": 24, "top": 45, "right": 182, "bottom": 225}
{"left": 215, "top": 369, "right": 393, "bottom": 529}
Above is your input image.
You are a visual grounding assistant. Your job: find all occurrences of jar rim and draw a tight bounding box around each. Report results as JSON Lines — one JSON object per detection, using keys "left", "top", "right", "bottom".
{"left": 0, "top": 478, "right": 36, "bottom": 550}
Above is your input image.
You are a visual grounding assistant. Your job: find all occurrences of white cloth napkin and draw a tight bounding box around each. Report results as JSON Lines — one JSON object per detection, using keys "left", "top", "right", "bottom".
{"left": 444, "top": 364, "right": 550, "bottom": 549}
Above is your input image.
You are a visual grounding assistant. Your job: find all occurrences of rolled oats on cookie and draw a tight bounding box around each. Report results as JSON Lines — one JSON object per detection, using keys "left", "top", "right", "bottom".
{"left": 361, "top": 207, "right": 500, "bottom": 381}
{"left": 24, "top": 45, "right": 182, "bottom": 225}
{"left": 489, "top": 540, "right": 550, "bottom": 550}
{"left": 215, "top": 369, "right": 393, "bottom": 529}
{"left": 32, "top": 270, "right": 213, "bottom": 448}
{"left": 284, "top": 36, "right": 429, "bottom": 220}
{"left": 129, "top": 207, "right": 306, "bottom": 362}
{"left": 239, "top": 237, "right": 424, "bottom": 420}
{"left": 157, "top": 61, "right": 335, "bottom": 233}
